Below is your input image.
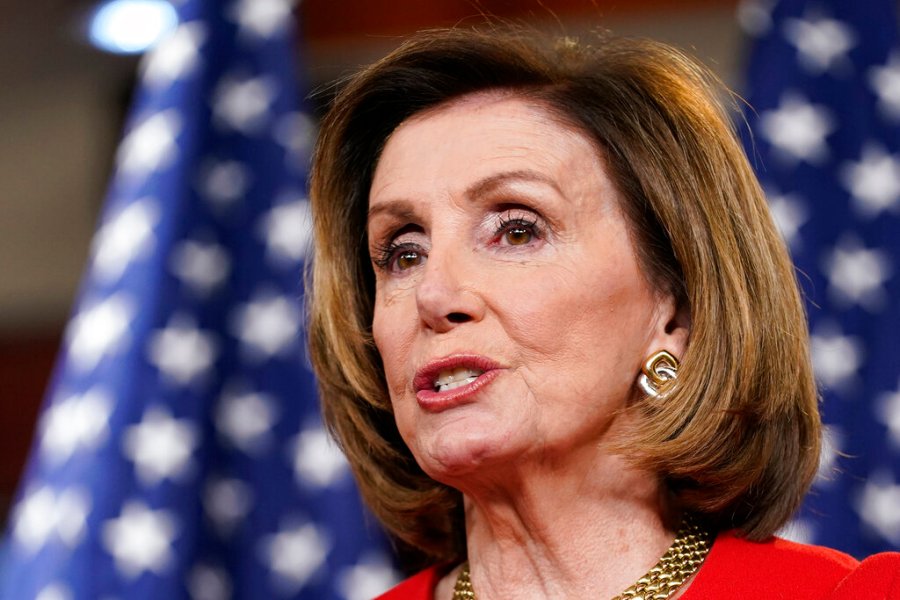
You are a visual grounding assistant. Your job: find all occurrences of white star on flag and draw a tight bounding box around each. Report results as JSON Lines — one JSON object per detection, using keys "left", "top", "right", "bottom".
{"left": 336, "top": 554, "right": 400, "bottom": 600}
{"left": 783, "top": 16, "right": 856, "bottom": 73}
{"left": 140, "top": 21, "right": 207, "bottom": 89}
{"left": 876, "top": 382, "right": 900, "bottom": 447}
{"left": 855, "top": 472, "right": 900, "bottom": 545}
{"left": 290, "top": 425, "right": 349, "bottom": 488}
{"left": 48, "top": 488, "right": 90, "bottom": 549}
{"left": 759, "top": 94, "right": 835, "bottom": 163}
{"left": 776, "top": 518, "right": 815, "bottom": 545}
{"left": 102, "top": 501, "right": 177, "bottom": 578}
{"left": 840, "top": 145, "right": 900, "bottom": 217}
{"left": 203, "top": 477, "right": 253, "bottom": 535}
{"left": 230, "top": 291, "right": 301, "bottom": 360}
{"left": 260, "top": 521, "right": 330, "bottom": 592}
{"left": 116, "top": 110, "right": 182, "bottom": 177}
{"left": 766, "top": 191, "right": 808, "bottom": 249}
{"left": 169, "top": 238, "right": 231, "bottom": 295}
{"left": 90, "top": 198, "right": 160, "bottom": 282}
{"left": 869, "top": 52, "right": 900, "bottom": 120}
{"left": 35, "top": 583, "right": 72, "bottom": 600}
{"left": 228, "top": 0, "right": 295, "bottom": 39}
{"left": 737, "top": 0, "right": 775, "bottom": 36}
{"left": 814, "top": 425, "right": 843, "bottom": 487}
{"left": 12, "top": 487, "right": 91, "bottom": 554}
{"left": 188, "top": 563, "right": 232, "bottom": 600}
{"left": 39, "top": 387, "right": 112, "bottom": 464}
{"left": 821, "top": 236, "right": 892, "bottom": 312}
{"left": 13, "top": 487, "right": 59, "bottom": 553}
{"left": 257, "top": 193, "right": 313, "bottom": 263}
{"left": 123, "top": 406, "right": 199, "bottom": 485}
{"left": 147, "top": 314, "right": 219, "bottom": 385}
{"left": 810, "top": 324, "right": 864, "bottom": 390}
{"left": 274, "top": 112, "right": 317, "bottom": 170}
{"left": 66, "top": 293, "right": 135, "bottom": 372}
{"left": 196, "top": 159, "right": 251, "bottom": 209}
{"left": 215, "top": 388, "right": 278, "bottom": 454}
{"left": 212, "top": 74, "right": 278, "bottom": 135}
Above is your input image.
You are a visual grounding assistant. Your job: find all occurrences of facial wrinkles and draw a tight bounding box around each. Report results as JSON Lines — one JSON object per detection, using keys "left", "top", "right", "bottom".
{"left": 387, "top": 164, "right": 603, "bottom": 376}
{"left": 386, "top": 106, "right": 565, "bottom": 195}
{"left": 369, "top": 95, "right": 671, "bottom": 474}
{"left": 508, "top": 199, "right": 658, "bottom": 428}
{"left": 510, "top": 259, "right": 648, "bottom": 408}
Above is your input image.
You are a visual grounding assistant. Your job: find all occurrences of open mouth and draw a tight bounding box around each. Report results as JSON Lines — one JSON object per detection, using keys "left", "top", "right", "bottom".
{"left": 413, "top": 355, "right": 503, "bottom": 410}
{"left": 433, "top": 367, "right": 485, "bottom": 393}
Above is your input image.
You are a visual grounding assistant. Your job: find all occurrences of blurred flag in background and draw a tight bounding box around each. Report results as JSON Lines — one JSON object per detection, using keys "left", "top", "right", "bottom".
{"left": 0, "top": 0, "right": 396, "bottom": 598}
{"left": 740, "top": 0, "right": 900, "bottom": 555}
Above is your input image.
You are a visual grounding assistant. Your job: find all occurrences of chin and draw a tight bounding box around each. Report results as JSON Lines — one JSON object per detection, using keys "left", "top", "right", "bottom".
{"left": 413, "top": 428, "right": 514, "bottom": 484}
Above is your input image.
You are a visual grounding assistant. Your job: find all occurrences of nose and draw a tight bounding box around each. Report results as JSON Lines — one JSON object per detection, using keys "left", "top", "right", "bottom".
{"left": 415, "top": 247, "right": 485, "bottom": 333}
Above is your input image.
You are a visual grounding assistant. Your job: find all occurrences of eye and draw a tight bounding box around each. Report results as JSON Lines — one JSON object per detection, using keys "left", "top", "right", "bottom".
{"left": 372, "top": 241, "right": 426, "bottom": 273}
{"left": 496, "top": 214, "right": 541, "bottom": 247}
{"left": 395, "top": 248, "right": 424, "bottom": 270}
{"left": 504, "top": 224, "right": 533, "bottom": 246}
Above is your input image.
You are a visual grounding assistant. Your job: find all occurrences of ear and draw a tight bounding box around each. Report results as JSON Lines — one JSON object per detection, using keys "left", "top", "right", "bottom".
{"left": 645, "top": 292, "right": 690, "bottom": 361}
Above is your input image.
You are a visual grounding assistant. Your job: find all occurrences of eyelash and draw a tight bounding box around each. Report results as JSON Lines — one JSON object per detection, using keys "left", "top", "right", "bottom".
{"left": 372, "top": 240, "right": 422, "bottom": 272}
{"left": 495, "top": 213, "right": 542, "bottom": 245}
{"left": 372, "top": 211, "right": 544, "bottom": 273}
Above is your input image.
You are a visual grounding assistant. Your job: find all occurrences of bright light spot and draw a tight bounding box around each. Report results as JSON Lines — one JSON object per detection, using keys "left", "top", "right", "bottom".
{"left": 88, "top": 0, "right": 178, "bottom": 55}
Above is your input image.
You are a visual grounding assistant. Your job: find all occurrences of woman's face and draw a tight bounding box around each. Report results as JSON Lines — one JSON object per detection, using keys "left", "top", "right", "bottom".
{"left": 367, "top": 94, "right": 686, "bottom": 484}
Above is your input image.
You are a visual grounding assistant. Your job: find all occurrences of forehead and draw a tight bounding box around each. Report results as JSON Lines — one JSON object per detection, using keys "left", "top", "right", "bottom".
{"left": 369, "top": 93, "right": 605, "bottom": 202}
{"left": 387, "top": 92, "right": 589, "bottom": 155}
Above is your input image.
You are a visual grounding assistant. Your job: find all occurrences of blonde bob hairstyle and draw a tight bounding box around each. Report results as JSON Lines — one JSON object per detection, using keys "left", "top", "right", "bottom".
{"left": 308, "top": 27, "right": 820, "bottom": 565}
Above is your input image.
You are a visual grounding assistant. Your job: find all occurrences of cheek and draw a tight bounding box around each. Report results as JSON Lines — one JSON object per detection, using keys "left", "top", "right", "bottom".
{"left": 501, "top": 260, "right": 656, "bottom": 383}
{"left": 372, "top": 296, "right": 416, "bottom": 397}
{"left": 504, "top": 266, "right": 625, "bottom": 344}
{"left": 372, "top": 309, "right": 417, "bottom": 445}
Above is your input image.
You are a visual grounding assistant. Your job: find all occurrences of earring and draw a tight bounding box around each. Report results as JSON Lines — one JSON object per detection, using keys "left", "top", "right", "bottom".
{"left": 638, "top": 350, "right": 679, "bottom": 398}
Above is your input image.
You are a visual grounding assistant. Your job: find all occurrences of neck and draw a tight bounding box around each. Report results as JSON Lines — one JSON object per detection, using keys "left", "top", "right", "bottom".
{"left": 438, "top": 449, "right": 679, "bottom": 600}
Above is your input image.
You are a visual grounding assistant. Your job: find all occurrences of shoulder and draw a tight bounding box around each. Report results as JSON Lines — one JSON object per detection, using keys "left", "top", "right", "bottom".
{"left": 684, "top": 531, "right": 859, "bottom": 599}
{"left": 716, "top": 530, "right": 859, "bottom": 572}
{"left": 375, "top": 565, "right": 443, "bottom": 600}
{"left": 827, "top": 551, "right": 900, "bottom": 599}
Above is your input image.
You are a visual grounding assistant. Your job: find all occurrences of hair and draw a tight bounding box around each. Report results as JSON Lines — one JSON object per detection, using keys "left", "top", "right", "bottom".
{"left": 307, "top": 26, "right": 820, "bottom": 566}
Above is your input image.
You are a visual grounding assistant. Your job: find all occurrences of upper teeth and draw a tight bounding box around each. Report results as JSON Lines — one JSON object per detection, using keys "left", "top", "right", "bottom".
{"left": 434, "top": 367, "right": 483, "bottom": 392}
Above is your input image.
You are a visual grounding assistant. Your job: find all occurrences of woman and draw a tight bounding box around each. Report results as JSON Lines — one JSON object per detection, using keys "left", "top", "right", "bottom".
{"left": 308, "top": 28, "right": 900, "bottom": 599}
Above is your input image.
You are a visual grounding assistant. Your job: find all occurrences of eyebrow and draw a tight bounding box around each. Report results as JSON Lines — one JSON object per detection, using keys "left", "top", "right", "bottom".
{"left": 465, "top": 169, "right": 563, "bottom": 199}
{"left": 367, "top": 198, "right": 418, "bottom": 223}
{"left": 366, "top": 169, "right": 562, "bottom": 223}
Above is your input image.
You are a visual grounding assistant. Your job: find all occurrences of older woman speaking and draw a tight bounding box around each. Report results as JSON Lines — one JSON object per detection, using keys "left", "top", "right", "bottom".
{"left": 308, "top": 28, "right": 900, "bottom": 599}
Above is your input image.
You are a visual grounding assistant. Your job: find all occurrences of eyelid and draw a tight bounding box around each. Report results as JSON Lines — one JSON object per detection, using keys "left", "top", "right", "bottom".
{"left": 493, "top": 200, "right": 549, "bottom": 223}
{"left": 369, "top": 222, "right": 423, "bottom": 254}
{"left": 493, "top": 208, "right": 545, "bottom": 239}
{"left": 371, "top": 240, "right": 425, "bottom": 272}
{"left": 370, "top": 226, "right": 428, "bottom": 273}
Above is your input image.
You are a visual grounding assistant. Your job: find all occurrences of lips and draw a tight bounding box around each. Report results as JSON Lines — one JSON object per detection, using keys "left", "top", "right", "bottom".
{"left": 414, "top": 355, "right": 503, "bottom": 411}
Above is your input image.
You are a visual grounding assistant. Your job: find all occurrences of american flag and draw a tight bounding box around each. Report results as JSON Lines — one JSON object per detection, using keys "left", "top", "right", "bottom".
{"left": 739, "top": 0, "right": 900, "bottom": 555}
{"left": 0, "top": 0, "right": 397, "bottom": 598}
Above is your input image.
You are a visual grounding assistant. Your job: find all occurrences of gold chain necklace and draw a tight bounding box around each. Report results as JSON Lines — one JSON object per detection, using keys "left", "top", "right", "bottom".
{"left": 452, "top": 513, "right": 714, "bottom": 600}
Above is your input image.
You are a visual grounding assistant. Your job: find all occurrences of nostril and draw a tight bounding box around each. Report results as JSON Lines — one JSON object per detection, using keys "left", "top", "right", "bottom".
{"left": 447, "top": 312, "right": 472, "bottom": 323}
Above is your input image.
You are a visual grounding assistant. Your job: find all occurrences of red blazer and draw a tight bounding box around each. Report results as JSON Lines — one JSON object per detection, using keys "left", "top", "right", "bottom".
{"left": 376, "top": 532, "right": 900, "bottom": 599}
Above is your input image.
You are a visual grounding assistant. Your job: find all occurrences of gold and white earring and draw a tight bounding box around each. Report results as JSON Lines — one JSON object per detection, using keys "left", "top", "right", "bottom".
{"left": 638, "top": 350, "right": 679, "bottom": 398}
